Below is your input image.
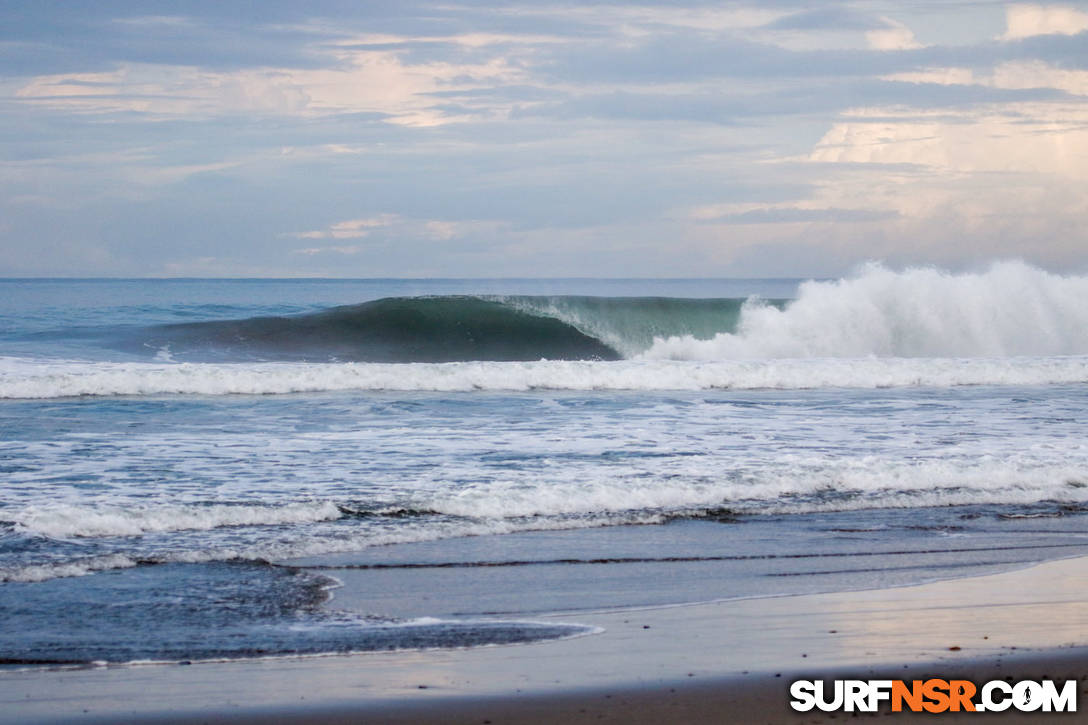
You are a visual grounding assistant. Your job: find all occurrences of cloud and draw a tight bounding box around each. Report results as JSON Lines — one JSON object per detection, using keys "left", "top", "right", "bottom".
{"left": 292, "top": 245, "right": 363, "bottom": 256}
{"left": 886, "top": 59, "right": 1088, "bottom": 96}
{"left": 290, "top": 214, "right": 399, "bottom": 240}
{"left": 0, "top": 5, "right": 339, "bottom": 76}
{"left": 423, "top": 221, "right": 460, "bottom": 240}
{"left": 14, "top": 65, "right": 312, "bottom": 116}
{"left": 494, "top": 4, "right": 788, "bottom": 34}
{"left": 525, "top": 80, "right": 1064, "bottom": 127}
{"left": 866, "top": 19, "right": 924, "bottom": 51}
{"left": 884, "top": 67, "right": 978, "bottom": 86}
{"left": 699, "top": 207, "right": 899, "bottom": 224}
{"left": 991, "top": 60, "right": 1088, "bottom": 95}
{"left": 1001, "top": 4, "right": 1088, "bottom": 40}
{"left": 772, "top": 97, "right": 1088, "bottom": 270}
{"left": 808, "top": 104, "right": 1088, "bottom": 178}
{"left": 14, "top": 44, "right": 524, "bottom": 126}
{"left": 287, "top": 215, "right": 504, "bottom": 252}
{"left": 421, "top": 219, "right": 508, "bottom": 240}
{"left": 110, "top": 15, "right": 194, "bottom": 29}
{"left": 765, "top": 7, "right": 887, "bottom": 32}
{"left": 4, "top": 1, "right": 1088, "bottom": 277}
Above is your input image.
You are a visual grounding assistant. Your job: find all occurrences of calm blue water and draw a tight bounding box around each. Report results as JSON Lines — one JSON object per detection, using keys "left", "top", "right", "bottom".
{"left": 2, "top": 268, "right": 1088, "bottom": 666}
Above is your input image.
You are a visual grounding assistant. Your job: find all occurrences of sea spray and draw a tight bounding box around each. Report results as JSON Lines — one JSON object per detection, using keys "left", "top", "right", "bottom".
{"left": 644, "top": 261, "right": 1088, "bottom": 359}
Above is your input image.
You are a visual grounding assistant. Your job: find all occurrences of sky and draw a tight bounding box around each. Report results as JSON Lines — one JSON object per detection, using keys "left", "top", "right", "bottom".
{"left": 1, "top": 1, "right": 1087, "bottom": 278}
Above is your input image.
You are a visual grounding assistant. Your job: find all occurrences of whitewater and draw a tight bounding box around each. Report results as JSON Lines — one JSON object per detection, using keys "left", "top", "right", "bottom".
{"left": 2, "top": 263, "right": 1088, "bottom": 666}
{"left": 644, "top": 261, "right": 1088, "bottom": 359}
{"left": 3, "top": 356, "right": 1088, "bottom": 398}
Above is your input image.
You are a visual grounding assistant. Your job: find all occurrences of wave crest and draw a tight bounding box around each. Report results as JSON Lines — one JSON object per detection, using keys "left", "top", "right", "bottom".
{"left": 645, "top": 261, "right": 1088, "bottom": 360}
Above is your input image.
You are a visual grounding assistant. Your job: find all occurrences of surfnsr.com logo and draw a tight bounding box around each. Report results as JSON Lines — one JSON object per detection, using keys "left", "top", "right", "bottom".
{"left": 790, "top": 678, "right": 1078, "bottom": 713}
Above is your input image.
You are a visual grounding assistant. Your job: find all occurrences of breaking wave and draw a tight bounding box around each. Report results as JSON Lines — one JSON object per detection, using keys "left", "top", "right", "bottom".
{"left": 5, "top": 262, "right": 1088, "bottom": 397}
{"left": 644, "top": 261, "right": 1088, "bottom": 360}
{"left": 112, "top": 262, "right": 1088, "bottom": 364}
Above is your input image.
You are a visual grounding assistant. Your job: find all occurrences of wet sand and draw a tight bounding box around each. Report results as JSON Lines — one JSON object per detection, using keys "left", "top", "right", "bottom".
{"left": 4, "top": 555, "right": 1088, "bottom": 723}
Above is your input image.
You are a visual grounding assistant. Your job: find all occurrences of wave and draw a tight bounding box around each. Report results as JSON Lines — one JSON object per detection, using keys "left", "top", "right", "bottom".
{"left": 2, "top": 553, "right": 142, "bottom": 583}
{"left": 2, "top": 355, "right": 1087, "bottom": 398}
{"left": 135, "top": 296, "right": 625, "bottom": 363}
{"left": 644, "top": 261, "right": 1088, "bottom": 360}
{"left": 101, "top": 262, "right": 1088, "bottom": 364}
{"left": 492, "top": 295, "right": 754, "bottom": 357}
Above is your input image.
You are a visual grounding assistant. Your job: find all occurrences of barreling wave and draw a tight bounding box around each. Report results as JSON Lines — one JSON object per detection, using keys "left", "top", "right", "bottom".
{"left": 112, "top": 261, "right": 1088, "bottom": 364}
{"left": 490, "top": 295, "right": 755, "bottom": 357}
{"left": 136, "top": 296, "right": 625, "bottom": 363}
{"left": 126, "top": 294, "right": 766, "bottom": 363}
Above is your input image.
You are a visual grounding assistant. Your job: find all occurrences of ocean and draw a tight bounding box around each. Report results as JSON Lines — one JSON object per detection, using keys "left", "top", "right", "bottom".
{"left": 2, "top": 262, "right": 1088, "bottom": 667}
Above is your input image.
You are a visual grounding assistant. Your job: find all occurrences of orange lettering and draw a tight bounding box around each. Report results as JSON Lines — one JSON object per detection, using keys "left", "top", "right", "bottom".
{"left": 923, "top": 679, "right": 951, "bottom": 713}
{"left": 892, "top": 680, "right": 924, "bottom": 712}
{"left": 949, "top": 680, "right": 977, "bottom": 712}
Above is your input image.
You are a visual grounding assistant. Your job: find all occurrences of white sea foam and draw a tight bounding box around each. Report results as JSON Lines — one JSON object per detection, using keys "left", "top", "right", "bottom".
{"left": 0, "top": 512, "right": 668, "bottom": 582}
{"left": 422, "top": 458, "right": 1088, "bottom": 519}
{"left": 1, "top": 355, "right": 1087, "bottom": 398}
{"left": 645, "top": 261, "right": 1088, "bottom": 360}
{"left": 11, "top": 501, "right": 343, "bottom": 539}
{"left": 1, "top": 554, "right": 140, "bottom": 583}
{"left": 5, "top": 456, "right": 1085, "bottom": 583}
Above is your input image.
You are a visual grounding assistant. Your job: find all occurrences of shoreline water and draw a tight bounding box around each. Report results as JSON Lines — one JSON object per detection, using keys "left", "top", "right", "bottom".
{"left": 4, "top": 553, "right": 1088, "bottom": 724}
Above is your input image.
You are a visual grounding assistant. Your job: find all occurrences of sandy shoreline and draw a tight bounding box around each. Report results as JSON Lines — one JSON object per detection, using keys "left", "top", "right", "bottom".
{"left": 4, "top": 555, "right": 1088, "bottom": 723}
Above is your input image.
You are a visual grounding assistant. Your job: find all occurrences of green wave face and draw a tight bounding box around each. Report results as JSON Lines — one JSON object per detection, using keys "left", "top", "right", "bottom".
{"left": 142, "top": 296, "right": 614, "bottom": 362}
{"left": 132, "top": 295, "right": 781, "bottom": 363}
{"left": 490, "top": 295, "right": 776, "bottom": 357}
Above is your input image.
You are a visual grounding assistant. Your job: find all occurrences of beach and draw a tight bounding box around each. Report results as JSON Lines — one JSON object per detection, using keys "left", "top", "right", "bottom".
{"left": 4, "top": 553, "right": 1088, "bottom": 723}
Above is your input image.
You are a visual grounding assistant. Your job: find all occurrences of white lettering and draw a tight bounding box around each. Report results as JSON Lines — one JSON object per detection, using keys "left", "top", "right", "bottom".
{"left": 867, "top": 680, "right": 893, "bottom": 711}
{"left": 981, "top": 680, "right": 1012, "bottom": 712}
{"left": 1041, "top": 680, "right": 1078, "bottom": 712}
{"left": 1013, "top": 680, "right": 1044, "bottom": 711}
{"left": 789, "top": 680, "right": 817, "bottom": 712}
{"left": 844, "top": 680, "right": 868, "bottom": 712}
{"left": 815, "top": 680, "right": 844, "bottom": 712}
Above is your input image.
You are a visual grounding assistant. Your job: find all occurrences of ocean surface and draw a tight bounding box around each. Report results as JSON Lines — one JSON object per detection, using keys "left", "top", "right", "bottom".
{"left": 2, "top": 262, "right": 1088, "bottom": 667}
